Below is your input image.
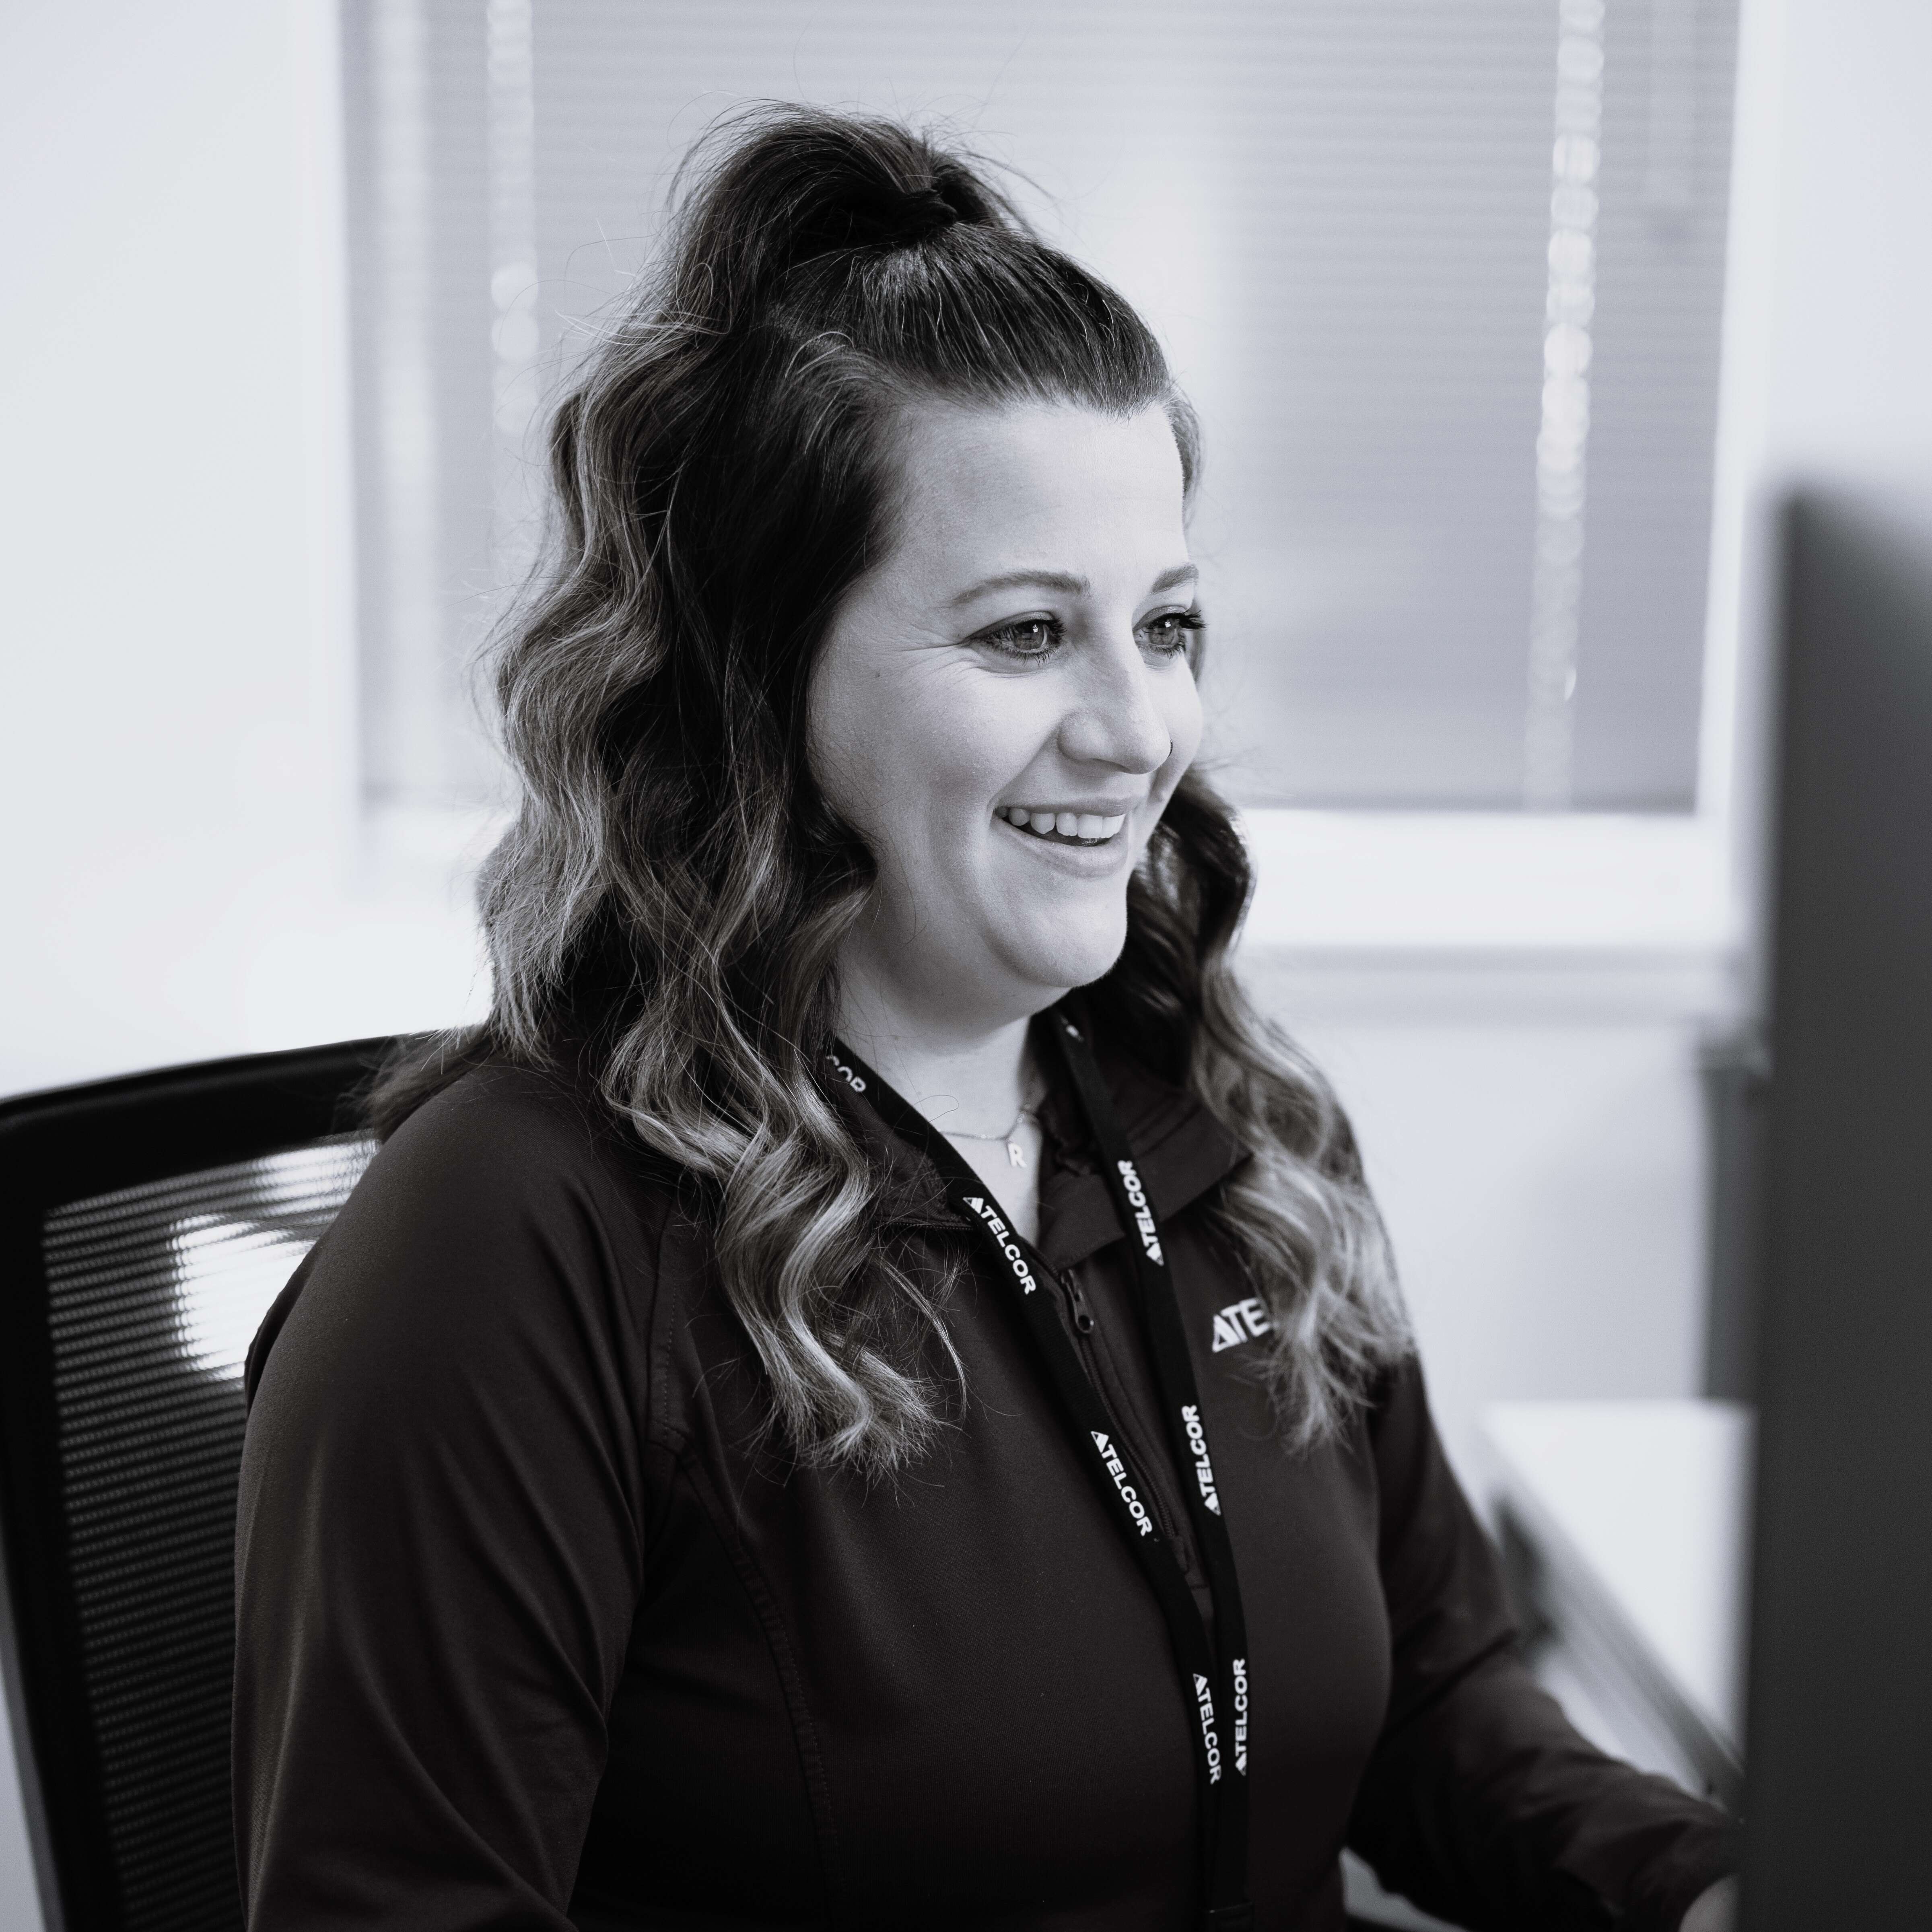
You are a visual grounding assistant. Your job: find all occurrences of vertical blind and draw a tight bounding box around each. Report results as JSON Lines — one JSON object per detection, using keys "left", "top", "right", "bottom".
{"left": 344, "top": 0, "right": 1738, "bottom": 812}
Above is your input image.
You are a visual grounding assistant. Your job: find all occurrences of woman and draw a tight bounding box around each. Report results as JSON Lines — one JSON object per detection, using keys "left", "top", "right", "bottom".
{"left": 233, "top": 109, "right": 1739, "bottom": 1931}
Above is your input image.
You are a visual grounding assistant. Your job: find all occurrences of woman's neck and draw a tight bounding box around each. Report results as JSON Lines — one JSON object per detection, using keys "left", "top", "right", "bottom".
{"left": 833, "top": 982, "right": 1040, "bottom": 1141}
{"left": 832, "top": 957, "right": 1061, "bottom": 1241}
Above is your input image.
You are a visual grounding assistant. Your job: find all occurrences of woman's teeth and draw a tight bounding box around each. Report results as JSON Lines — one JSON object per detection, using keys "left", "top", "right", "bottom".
{"left": 997, "top": 806, "right": 1128, "bottom": 845}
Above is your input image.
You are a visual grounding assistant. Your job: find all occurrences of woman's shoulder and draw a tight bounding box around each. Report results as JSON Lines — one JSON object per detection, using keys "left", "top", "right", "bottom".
{"left": 360, "top": 1055, "right": 692, "bottom": 1281}
{"left": 380, "top": 1053, "right": 648, "bottom": 1176}
{"left": 367, "top": 1055, "right": 689, "bottom": 1236}
{"left": 245, "top": 1059, "right": 686, "bottom": 1412}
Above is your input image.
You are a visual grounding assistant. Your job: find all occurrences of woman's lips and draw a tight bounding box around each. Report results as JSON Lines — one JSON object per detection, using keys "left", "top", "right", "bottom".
{"left": 991, "top": 809, "right": 1134, "bottom": 877}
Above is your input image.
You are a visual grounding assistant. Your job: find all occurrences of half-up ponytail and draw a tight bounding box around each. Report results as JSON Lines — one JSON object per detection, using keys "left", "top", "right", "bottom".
{"left": 669, "top": 114, "right": 996, "bottom": 300}
{"left": 373, "top": 105, "right": 1407, "bottom": 1475}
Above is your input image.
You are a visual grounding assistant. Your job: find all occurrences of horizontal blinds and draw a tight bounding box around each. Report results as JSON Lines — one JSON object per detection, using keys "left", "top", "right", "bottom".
{"left": 348, "top": 0, "right": 1738, "bottom": 811}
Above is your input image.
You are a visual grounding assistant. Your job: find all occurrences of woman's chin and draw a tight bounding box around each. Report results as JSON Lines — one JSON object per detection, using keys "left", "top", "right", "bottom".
{"left": 996, "top": 910, "right": 1129, "bottom": 998}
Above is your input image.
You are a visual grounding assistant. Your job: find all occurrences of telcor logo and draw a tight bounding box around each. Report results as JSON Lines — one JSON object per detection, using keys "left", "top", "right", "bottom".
{"left": 1192, "top": 1673, "right": 1222, "bottom": 1783}
{"left": 1180, "top": 1403, "right": 1220, "bottom": 1515}
{"left": 1115, "top": 1160, "right": 1165, "bottom": 1266}
{"left": 961, "top": 1196, "right": 1036, "bottom": 1294}
{"left": 1089, "top": 1431, "right": 1155, "bottom": 1537}
{"left": 1210, "top": 1296, "right": 1273, "bottom": 1354}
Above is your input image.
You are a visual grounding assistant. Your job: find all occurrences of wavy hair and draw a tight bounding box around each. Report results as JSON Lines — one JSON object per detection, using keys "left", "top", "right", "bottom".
{"left": 373, "top": 106, "right": 1409, "bottom": 1475}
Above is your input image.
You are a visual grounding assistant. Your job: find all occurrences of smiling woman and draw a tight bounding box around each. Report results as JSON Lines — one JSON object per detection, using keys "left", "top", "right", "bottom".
{"left": 232, "top": 107, "right": 1739, "bottom": 1932}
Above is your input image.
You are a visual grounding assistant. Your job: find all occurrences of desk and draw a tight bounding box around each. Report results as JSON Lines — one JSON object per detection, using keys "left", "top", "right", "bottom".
{"left": 1483, "top": 1399, "right": 1751, "bottom": 1813}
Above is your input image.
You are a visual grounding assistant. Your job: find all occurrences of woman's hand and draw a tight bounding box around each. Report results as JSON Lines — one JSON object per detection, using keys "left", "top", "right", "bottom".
{"left": 1680, "top": 1875, "right": 1738, "bottom": 1931}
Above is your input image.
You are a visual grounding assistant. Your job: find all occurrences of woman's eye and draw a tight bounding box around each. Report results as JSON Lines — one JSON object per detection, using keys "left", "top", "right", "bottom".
{"left": 1141, "top": 608, "right": 1206, "bottom": 656}
{"left": 977, "top": 616, "right": 1063, "bottom": 659}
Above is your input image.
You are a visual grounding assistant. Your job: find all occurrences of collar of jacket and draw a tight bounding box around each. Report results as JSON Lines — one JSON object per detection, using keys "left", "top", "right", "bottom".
{"left": 821, "top": 1024, "right": 1251, "bottom": 1275}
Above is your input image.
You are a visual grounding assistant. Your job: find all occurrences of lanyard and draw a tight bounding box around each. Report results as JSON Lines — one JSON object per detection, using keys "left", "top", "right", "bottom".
{"left": 832, "top": 1005, "right": 1253, "bottom": 1931}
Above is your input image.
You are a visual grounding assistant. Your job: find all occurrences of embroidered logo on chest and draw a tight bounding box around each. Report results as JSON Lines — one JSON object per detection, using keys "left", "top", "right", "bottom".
{"left": 1210, "top": 1296, "right": 1273, "bottom": 1353}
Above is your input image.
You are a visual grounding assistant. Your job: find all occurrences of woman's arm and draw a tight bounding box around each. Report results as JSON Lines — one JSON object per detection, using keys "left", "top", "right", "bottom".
{"left": 233, "top": 1074, "right": 663, "bottom": 1930}
{"left": 1345, "top": 1359, "right": 1742, "bottom": 1932}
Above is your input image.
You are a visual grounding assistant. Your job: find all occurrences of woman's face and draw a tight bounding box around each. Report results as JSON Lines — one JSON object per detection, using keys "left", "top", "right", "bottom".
{"left": 809, "top": 398, "right": 1204, "bottom": 1035}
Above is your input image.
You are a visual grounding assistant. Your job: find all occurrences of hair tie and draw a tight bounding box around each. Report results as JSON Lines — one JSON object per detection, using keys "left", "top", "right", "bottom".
{"left": 835, "top": 184, "right": 960, "bottom": 251}
{"left": 893, "top": 187, "right": 959, "bottom": 240}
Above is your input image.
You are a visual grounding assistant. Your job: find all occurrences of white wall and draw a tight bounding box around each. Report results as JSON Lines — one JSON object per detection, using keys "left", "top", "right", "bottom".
{"left": 1747, "top": 0, "right": 1932, "bottom": 476}
{"left": 4, "top": 0, "right": 1932, "bottom": 1926}
{"left": 0, "top": 0, "right": 482, "bottom": 1108}
{"left": 1243, "top": 961, "right": 1722, "bottom": 1498}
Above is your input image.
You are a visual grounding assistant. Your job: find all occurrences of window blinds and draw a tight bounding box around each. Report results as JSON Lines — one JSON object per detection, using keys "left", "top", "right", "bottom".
{"left": 345, "top": 0, "right": 1738, "bottom": 812}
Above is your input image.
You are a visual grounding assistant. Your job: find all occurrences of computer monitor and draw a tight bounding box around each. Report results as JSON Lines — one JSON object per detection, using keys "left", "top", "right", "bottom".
{"left": 1744, "top": 488, "right": 1932, "bottom": 1928}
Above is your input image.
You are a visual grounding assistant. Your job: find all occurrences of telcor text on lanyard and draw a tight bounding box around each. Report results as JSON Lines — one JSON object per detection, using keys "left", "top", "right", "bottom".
{"left": 832, "top": 1003, "right": 1255, "bottom": 1932}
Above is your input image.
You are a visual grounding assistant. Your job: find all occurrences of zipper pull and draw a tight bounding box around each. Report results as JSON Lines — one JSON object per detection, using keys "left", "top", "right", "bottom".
{"left": 1063, "top": 1273, "right": 1096, "bottom": 1335}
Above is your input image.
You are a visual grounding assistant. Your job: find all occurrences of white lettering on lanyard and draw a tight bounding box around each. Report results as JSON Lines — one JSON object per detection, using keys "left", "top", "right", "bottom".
{"left": 1089, "top": 1431, "right": 1155, "bottom": 1537}
{"left": 1179, "top": 1403, "right": 1221, "bottom": 1516}
{"left": 1114, "top": 1159, "right": 1165, "bottom": 1266}
{"left": 1232, "top": 1656, "right": 1249, "bottom": 1774}
{"left": 824, "top": 1053, "right": 867, "bottom": 1093}
{"left": 960, "top": 1197, "right": 1038, "bottom": 1294}
{"left": 1193, "top": 1673, "right": 1223, "bottom": 1782}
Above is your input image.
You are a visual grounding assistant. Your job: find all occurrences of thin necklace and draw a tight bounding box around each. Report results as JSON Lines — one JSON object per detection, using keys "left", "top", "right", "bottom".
{"left": 939, "top": 1090, "right": 1042, "bottom": 1170}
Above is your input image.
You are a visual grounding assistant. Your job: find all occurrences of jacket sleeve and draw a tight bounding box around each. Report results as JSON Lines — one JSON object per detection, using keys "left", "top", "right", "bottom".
{"left": 1345, "top": 1359, "right": 1741, "bottom": 1932}
{"left": 232, "top": 1078, "right": 661, "bottom": 1930}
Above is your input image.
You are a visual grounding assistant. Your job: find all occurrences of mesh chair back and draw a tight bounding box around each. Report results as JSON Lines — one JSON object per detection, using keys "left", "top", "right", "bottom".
{"left": 0, "top": 1042, "right": 395, "bottom": 1932}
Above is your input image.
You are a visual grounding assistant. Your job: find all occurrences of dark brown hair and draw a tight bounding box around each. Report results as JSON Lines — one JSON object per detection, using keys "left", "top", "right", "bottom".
{"left": 374, "top": 106, "right": 1407, "bottom": 1475}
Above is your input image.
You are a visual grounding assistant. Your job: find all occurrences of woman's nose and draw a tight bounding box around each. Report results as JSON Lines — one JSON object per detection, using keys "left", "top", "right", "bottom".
{"left": 1056, "top": 628, "right": 1176, "bottom": 774}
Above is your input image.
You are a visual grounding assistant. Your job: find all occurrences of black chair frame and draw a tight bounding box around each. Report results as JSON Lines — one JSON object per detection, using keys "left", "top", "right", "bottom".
{"left": 0, "top": 1039, "right": 395, "bottom": 1932}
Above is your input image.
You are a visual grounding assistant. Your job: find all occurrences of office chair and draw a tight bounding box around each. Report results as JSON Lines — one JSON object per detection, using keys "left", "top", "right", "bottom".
{"left": 0, "top": 1040, "right": 397, "bottom": 1932}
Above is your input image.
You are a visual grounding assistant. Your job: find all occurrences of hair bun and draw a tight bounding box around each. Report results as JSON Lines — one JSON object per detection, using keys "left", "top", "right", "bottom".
{"left": 663, "top": 107, "right": 1017, "bottom": 327}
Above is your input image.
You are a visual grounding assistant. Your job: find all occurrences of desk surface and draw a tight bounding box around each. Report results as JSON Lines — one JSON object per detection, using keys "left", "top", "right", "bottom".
{"left": 1483, "top": 1399, "right": 1752, "bottom": 1760}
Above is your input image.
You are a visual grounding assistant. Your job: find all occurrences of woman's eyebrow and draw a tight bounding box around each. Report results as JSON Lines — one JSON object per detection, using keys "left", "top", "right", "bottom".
{"left": 947, "top": 568, "right": 1088, "bottom": 607}
{"left": 946, "top": 562, "right": 1198, "bottom": 608}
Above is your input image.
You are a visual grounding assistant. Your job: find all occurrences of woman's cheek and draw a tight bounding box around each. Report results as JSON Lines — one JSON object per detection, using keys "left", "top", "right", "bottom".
{"left": 1164, "top": 663, "right": 1205, "bottom": 769}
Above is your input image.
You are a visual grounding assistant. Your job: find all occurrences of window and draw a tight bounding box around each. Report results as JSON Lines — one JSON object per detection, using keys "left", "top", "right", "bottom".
{"left": 342, "top": 0, "right": 1739, "bottom": 822}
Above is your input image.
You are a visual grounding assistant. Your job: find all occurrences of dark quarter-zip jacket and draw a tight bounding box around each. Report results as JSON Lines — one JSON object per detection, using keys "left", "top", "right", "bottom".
{"left": 233, "top": 1030, "right": 1739, "bottom": 1932}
